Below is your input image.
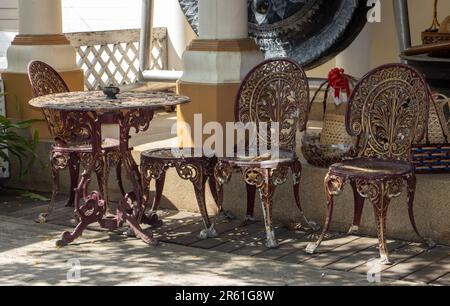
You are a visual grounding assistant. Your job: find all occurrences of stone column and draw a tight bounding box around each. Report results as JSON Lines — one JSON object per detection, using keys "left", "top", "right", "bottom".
{"left": 2, "top": 0, "right": 84, "bottom": 138}
{"left": 177, "top": 0, "right": 264, "bottom": 146}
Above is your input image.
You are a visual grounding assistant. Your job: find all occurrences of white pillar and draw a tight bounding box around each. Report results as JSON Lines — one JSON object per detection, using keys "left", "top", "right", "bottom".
{"left": 19, "top": 0, "right": 63, "bottom": 35}
{"left": 199, "top": 0, "right": 248, "bottom": 39}
{"left": 336, "top": 24, "right": 373, "bottom": 78}
{"left": 5, "top": 0, "right": 78, "bottom": 73}
{"left": 181, "top": 0, "right": 263, "bottom": 84}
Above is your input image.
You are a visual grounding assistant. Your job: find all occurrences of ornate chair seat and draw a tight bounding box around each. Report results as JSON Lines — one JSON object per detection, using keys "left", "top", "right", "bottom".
{"left": 140, "top": 148, "right": 220, "bottom": 239}
{"left": 141, "top": 148, "right": 206, "bottom": 162}
{"left": 329, "top": 158, "right": 412, "bottom": 179}
{"left": 219, "top": 150, "right": 297, "bottom": 169}
{"left": 53, "top": 138, "right": 120, "bottom": 153}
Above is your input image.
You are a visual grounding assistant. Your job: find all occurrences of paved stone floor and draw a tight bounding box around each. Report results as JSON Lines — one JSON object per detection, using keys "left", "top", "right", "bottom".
{"left": 0, "top": 192, "right": 449, "bottom": 286}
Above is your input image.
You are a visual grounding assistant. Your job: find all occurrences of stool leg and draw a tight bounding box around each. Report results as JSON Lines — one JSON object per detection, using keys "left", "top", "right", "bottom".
{"left": 192, "top": 166, "right": 217, "bottom": 239}
{"left": 141, "top": 161, "right": 165, "bottom": 228}
{"left": 213, "top": 161, "right": 235, "bottom": 223}
{"left": 147, "top": 172, "right": 166, "bottom": 227}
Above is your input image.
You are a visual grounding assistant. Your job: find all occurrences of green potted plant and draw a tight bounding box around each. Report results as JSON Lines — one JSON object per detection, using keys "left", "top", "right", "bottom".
{"left": 0, "top": 92, "right": 40, "bottom": 180}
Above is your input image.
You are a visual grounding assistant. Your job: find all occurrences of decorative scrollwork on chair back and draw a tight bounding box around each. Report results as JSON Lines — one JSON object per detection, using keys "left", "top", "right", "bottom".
{"left": 235, "top": 58, "right": 309, "bottom": 152}
{"left": 28, "top": 61, "right": 70, "bottom": 98}
{"left": 28, "top": 61, "right": 83, "bottom": 146}
{"left": 346, "top": 64, "right": 429, "bottom": 161}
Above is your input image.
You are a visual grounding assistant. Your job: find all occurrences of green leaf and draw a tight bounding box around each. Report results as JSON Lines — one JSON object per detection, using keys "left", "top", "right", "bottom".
{"left": 0, "top": 114, "right": 41, "bottom": 176}
{"left": 17, "top": 191, "right": 50, "bottom": 202}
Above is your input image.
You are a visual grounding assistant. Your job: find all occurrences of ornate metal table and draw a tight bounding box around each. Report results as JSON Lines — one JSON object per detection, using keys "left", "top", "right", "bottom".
{"left": 29, "top": 91, "right": 190, "bottom": 247}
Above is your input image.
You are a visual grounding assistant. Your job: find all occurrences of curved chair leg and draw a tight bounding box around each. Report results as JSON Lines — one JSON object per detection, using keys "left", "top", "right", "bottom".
{"left": 306, "top": 173, "right": 345, "bottom": 254}
{"left": 405, "top": 174, "right": 436, "bottom": 248}
{"left": 212, "top": 161, "right": 235, "bottom": 225}
{"left": 208, "top": 174, "right": 235, "bottom": 221}
{"left": 349, "top": 179, "right": 365, "bottom": 235}
{"left": 258, "top": 169, "right": 278, "bottom": 249}
{"left": 291, "top": 160, "right": 319, "bottom": 231}
{"left": 37, "top": 165, "right": 60, "bottom": 224}
{"left": 370, "top": 181, "right": 392, "bottom": 265}
{"left": 116, "top": 160, "right": 126, "bottom": 196}
{"left": 192, "top": 166, "right": 217, "bottom": 240}
{"left": 66, "top": 153, "right": 80, "bottom": 207}
{"left": 245, "top": 183, "right": 257, "bottom": 222}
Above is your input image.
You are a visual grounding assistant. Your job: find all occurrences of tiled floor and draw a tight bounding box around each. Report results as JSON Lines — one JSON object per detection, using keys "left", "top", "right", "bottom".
{"left": 0, "top": 192, "right": 449, "bottom": 286}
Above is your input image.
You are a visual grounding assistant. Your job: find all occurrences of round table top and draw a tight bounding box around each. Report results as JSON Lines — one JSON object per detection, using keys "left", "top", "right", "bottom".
{"left": 29, "top": 91, "right": 190, "bottom": 112}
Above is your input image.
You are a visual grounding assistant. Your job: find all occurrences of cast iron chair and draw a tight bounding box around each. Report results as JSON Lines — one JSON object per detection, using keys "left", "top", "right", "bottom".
{"left": 214, "top": 58, "right": 319, "bottom": 249}
{"left": 28, "top": 60, "right": 125, "bottom": 223}
{"left": 306, "top": 63, "right": 436, "bottom": 264}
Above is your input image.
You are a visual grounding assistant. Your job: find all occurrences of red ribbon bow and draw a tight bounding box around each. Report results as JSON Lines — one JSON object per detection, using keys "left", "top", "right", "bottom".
{"left": 328, "top": 68, "right": 350, "bottom": 100}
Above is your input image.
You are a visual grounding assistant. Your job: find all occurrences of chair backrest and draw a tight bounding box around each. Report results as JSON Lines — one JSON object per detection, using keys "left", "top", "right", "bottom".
{"left": 28, "top": 61, "right": 77, "bottom": 147}
{"left": 235, "top": 58, "right": 309, "bottom": 152}
{"left": 28, "top": 61, "right": 70, "bottom": 97}
{"left": 346, "top": 63, "right": 430, "bottom": 162}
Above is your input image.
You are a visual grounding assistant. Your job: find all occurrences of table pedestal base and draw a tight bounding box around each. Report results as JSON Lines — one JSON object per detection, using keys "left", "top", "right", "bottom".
{"left": 55, "top": 152, "right": 158, "bottom": 247}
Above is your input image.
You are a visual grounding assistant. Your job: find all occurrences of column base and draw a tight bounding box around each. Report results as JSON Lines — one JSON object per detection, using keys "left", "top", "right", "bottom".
{"left": 177, "top": 81, "right": 240, "bottom": 146}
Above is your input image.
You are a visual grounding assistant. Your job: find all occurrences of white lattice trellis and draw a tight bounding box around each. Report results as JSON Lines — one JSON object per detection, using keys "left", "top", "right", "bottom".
{"left": 66, "top": 28, "right": 168, "bottom": 91}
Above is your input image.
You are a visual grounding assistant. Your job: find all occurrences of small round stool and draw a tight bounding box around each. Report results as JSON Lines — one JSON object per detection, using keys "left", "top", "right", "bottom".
{"left": 140, "top": 148, "right": 219, "bottom": 239}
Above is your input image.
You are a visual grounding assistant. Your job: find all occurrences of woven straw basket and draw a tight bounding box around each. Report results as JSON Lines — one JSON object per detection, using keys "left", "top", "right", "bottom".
{"left": 301, "top": 75, "right": 356, "bottom": 168}
{"left": 421, "top": 94, "right": 448, "bottom": 144}
{"left": 320, "top": 113, "right": 353, "bottom": 145}
{"left": 412, "top": 93, "right": 450, "bottom": 173}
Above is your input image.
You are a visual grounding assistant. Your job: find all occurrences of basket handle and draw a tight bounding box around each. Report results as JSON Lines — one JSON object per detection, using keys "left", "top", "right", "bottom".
{"left": 426, "top": 90, "right": 450, "bottom": 144}
{"left": 308, "top": 74, "right": 358, "bottom": 122}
